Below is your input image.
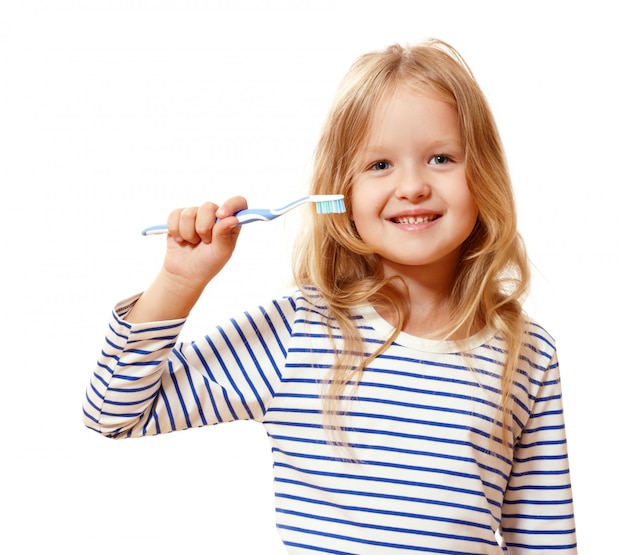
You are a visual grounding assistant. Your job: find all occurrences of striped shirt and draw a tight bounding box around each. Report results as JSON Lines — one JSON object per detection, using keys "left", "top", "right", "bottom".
{"left": 83, "top": 287, "right": 577, "bottom": 554}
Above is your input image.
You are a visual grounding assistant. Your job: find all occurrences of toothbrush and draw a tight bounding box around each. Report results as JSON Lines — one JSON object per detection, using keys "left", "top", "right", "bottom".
{"left": 141, "top": 194, "right": 346, "bottom": 236}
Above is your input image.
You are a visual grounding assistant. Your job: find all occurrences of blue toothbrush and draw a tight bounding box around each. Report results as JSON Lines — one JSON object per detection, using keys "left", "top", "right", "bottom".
{"left": 141, "top": 194, "right": 346, "bottom": 236}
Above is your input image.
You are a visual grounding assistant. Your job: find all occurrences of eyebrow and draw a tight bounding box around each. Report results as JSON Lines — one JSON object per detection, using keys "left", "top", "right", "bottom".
{"left": 360, "top": 138, "right": 464, "bottom": 154}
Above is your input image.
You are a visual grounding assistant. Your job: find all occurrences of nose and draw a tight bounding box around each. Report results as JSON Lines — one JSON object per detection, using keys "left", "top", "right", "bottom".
{"left": 394, "top": 164, "right": 430, "bottom": 201}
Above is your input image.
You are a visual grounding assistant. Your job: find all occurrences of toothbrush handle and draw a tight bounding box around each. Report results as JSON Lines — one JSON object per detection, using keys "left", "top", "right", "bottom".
{"left": 233, "top": 208, "right": 277, "bottom": 225}
{"left": 141, "top": 208, "right": 274, "bottom": 235}
{"left": 141, "top": 224, "right": 169, "bottom": 236}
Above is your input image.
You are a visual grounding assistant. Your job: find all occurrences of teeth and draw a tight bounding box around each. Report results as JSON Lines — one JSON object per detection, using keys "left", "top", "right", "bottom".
{"left": 394, "top": 215, "right": 437, "bottom": 225}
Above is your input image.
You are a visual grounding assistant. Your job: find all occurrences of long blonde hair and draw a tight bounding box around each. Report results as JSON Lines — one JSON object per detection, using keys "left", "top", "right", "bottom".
{"left": 292, "top": 39, "right": 530, "bottom": 449}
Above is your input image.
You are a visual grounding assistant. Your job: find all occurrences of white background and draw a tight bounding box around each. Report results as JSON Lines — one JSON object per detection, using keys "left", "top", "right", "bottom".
{"left": 1, "top": 1, "right": 623, "bottom": 553}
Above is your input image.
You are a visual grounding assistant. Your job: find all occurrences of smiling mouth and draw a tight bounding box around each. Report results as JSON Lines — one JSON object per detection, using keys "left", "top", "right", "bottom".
{"left": 391, "top": 214, "right": 440, "bottom": 225}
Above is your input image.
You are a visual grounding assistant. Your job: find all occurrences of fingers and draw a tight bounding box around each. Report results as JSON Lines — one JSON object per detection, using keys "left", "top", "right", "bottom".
{"left": 216, "top": 195, "right": 247, "bottom": 221}
{"left": 167, "top": 206, "right": 205, "bottom": 244}
{"left": 195, "top": 202, "right": 219, "bottom": 240}
{"left": 167, "top": 197, "right": 248, "bottom": 244}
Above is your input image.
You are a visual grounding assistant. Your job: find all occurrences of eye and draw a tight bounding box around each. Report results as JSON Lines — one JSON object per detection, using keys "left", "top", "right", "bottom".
{"left": 369, "top": 160, "right": 392, "bottom": 171}
{"left": 429, "top": 154, "right": 450, "bottom": 165}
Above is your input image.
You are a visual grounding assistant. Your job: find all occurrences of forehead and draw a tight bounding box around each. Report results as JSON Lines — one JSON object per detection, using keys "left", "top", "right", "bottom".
{"left": 364, "top": 85, "right": 461, "bottom": 145}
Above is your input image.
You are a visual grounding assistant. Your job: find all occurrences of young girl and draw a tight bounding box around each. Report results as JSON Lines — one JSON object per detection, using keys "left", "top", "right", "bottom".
{"left": 83, "top": 39, "right": 577, "bottom": 554}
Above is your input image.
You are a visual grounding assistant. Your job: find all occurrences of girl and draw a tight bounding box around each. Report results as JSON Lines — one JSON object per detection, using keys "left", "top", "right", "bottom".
{"left": 83, "top": 39, "right": 577, "bottom": 554}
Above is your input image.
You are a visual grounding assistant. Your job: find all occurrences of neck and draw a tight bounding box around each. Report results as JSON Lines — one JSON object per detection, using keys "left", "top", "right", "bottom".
{"left": 374, "top": 259, "right": 474, "bottom": 339}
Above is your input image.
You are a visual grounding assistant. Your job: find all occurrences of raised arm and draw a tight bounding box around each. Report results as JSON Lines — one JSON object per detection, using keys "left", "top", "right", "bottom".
{"left": 83, "top": 197, "right": 288, "bottom": 437}
{"left": 126, "top": 196, "right": 248, "bottom": 323}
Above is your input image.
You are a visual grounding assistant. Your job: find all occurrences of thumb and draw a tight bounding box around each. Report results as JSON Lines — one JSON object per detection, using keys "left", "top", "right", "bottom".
{"left": 208, "top": 215, "right": 243, "bottom": 260}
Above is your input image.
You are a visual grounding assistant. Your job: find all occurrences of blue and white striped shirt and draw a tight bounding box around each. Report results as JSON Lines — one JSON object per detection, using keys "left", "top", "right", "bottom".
{"left": 83, "top": 288, "right": 577, "bottom": 554}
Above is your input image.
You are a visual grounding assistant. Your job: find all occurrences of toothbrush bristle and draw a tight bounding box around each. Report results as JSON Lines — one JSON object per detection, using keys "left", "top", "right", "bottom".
{"left": 315, "top": 198, "right": 346, "bottom": 214}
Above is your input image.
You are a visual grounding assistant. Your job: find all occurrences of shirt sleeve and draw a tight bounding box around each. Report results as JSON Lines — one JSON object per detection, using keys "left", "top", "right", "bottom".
{"left": 500, "top": 349, "right": 578, "bottom": 553}
{"left": 82, "top": 293, "right": 297, "bottom": 438}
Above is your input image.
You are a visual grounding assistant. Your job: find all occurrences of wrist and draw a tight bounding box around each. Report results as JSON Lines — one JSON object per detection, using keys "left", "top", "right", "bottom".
{"left": 125, "top": 269, "right": 206, "bottom": 323}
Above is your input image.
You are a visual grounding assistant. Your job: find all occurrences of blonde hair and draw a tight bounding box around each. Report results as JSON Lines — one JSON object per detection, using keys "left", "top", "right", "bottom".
{"left": 292, "top": 39, "right": 530, "bottom": 449}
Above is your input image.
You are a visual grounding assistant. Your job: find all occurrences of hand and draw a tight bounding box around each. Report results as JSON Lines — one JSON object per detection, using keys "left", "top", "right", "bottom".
{"left": 163, "top": 195, "right": 248, "bottom": 289}
{"left": 126, "top": 196, "right": 247, "bottom": 323}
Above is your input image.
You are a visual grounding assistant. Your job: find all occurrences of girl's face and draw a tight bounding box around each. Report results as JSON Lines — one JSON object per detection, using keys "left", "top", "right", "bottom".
{"left": 351, "top": 85, "right": 477, "bottom": 281}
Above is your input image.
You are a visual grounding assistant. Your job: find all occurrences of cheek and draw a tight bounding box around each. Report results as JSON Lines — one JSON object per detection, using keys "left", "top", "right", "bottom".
{"left": 348, "top": 184, "right": 368, "bottom": 223}
{"left": 456, "top": 184, "right": 478, "bottom": 225}
{"left": 350, "top": 203, "right": 378, "bottom": 244}
{"left": 350, "top": 204, "right": 367, "bottom": 235}
{"left": 447, "top": 185, "right": 479, "bottom": 243}
{"left": 352, "top": 182, "right": 385, "bottom": 214}
{"left": 460, "top": 199, "right": 480, "bottom": 241}
{"left": 468, "top": 199, "right": 479, "bottom": 226}
{"left": 350, "top": 188, "right": 383, "bottom": 226}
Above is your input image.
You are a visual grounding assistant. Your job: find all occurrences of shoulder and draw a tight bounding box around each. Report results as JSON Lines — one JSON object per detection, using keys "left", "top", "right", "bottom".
{"left": 511, "top": 316, "right": 561, "bottom": 385}
{"left": 250, "top": 284, "right": 331, "bottom": 326}
{"left": 521, "top": 316, "right": 557, "bottom": 359}
{"left": 287, "top": 284, "right": 331, "bottom": 313}
{"left": 478, "top": 316, "right": 559, "bottom": 377}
